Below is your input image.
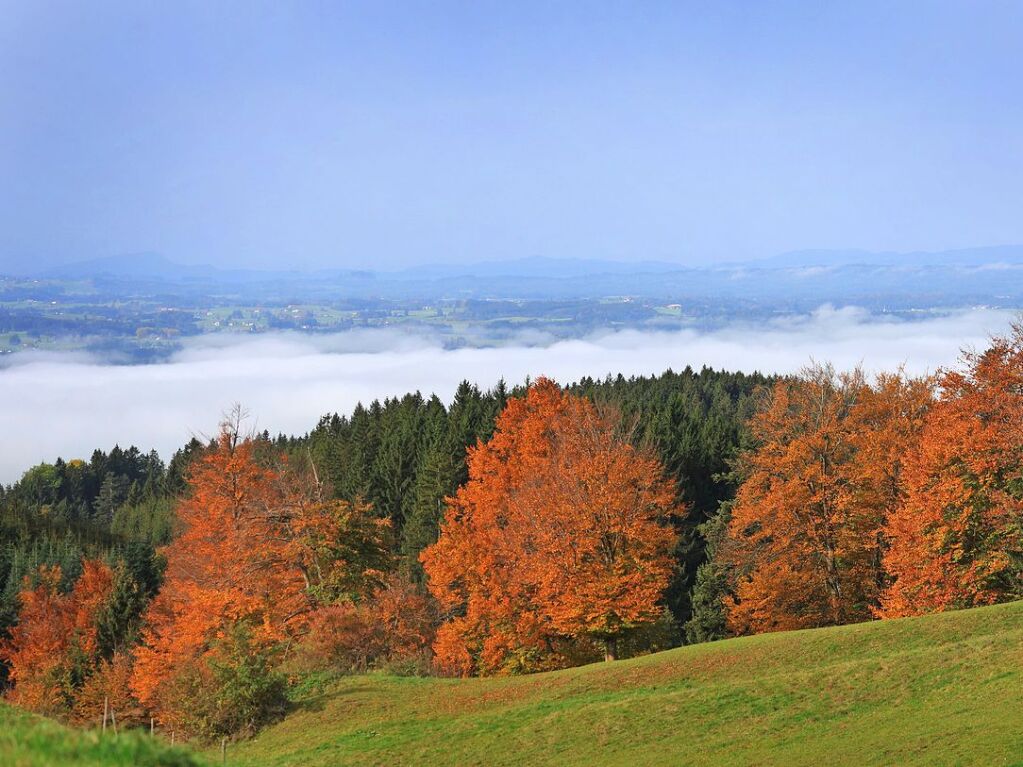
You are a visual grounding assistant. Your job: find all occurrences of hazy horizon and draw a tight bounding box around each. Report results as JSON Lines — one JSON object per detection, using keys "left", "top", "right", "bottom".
{"left": 12, "top": 243, "right": 1023, "bottom": 278}
{"left": 3, "top": 2, "right": 1022, "bottom": 273}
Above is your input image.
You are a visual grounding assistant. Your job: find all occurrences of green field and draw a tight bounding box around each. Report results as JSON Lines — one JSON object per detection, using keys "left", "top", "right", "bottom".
{"left": 7, "top": 600, "right": 1023, "bottom": 766}
{"left": 222, "top": 600, "right": 1023, "bottom": 766}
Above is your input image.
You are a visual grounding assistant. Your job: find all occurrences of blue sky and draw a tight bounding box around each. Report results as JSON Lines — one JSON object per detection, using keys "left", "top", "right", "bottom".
{"left": 1, "top": 1, "right": 1020, "bottom": 271}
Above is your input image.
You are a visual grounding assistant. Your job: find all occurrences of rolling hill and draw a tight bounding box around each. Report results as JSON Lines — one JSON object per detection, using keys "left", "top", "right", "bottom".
{"left": 218, "top": 599, "right": 1023, "bottom": 766}
{"left": 6, "top": 599, "right": 1022, "bottom": 766}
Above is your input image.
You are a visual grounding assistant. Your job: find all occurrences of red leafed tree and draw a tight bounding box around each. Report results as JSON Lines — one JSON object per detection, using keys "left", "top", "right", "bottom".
{"left": 421, "top": 378, "right": 679, "bottom": 675}
{"left": 724, "top": 365, "right": 931, "bottom": 634}
{"left": 130, "top": 423, "right": 310, "bottom": 724}
{"left": 880, "top": 324, "right": 1023, "bottom": 616}
{"left": 1, "top": 560, "right": 114, "bottom": 715}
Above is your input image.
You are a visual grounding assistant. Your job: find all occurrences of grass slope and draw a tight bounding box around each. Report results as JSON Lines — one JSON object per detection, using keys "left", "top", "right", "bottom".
{"left": 223, "top": 600, "right": 1023, "bottom": 767}
{"left": 0, "top": 703, "right": 206, "bottom": 767}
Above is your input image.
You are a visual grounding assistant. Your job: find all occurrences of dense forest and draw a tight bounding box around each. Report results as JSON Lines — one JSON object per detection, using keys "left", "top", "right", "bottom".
{"left": 3, "top": 324, "right": 1023, "bottom": 741}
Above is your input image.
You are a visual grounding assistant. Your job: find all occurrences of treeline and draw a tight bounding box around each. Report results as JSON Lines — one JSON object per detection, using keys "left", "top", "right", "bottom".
{"left": 299, "top": 369, "right": 766, "bottom": 626}
{"left": 0, "top": 441, "right": 206, "bottom": 687}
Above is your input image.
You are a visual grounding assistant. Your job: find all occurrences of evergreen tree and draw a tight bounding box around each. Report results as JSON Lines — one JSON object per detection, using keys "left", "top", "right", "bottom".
{"left": 684, "top": 504, "right": 732, "bottom": 644}
{"left": 93, "top": 473, "right": 130, "bottom": 525}
{"left": 94, "top": 543, "right": 163, "bottom": 659}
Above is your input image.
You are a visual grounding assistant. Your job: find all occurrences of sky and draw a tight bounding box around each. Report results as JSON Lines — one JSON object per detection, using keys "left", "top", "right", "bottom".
{"left": 0, "top": 306, "right": 1011, "bottom": 483}
{"left": 1, "top": 1, "right": 1021, "bottom": 272}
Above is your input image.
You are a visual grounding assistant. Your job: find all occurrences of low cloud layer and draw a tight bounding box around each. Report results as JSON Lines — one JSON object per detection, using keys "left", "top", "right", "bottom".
{"left": 0, "top": 306, "right": 1014, "bottom": 484}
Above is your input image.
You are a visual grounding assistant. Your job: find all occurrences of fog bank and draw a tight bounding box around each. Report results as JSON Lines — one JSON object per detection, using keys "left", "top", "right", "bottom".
{"left": 0, "top": 307, "right": 1013, "bottom": 484}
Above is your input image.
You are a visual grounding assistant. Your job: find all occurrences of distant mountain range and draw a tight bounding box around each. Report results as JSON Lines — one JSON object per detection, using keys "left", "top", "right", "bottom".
{"left": 38, "top": 252, "right": 684, "bottom": 281}
{"left": 0, "top": 245, "right": 1012, "bottom": 306}
{"left": 387, "top": 256, "right": 686, "bottom": 280}
{"left": 25, "top": 245, "right": 1023, "bottom": 284}
{"left": 45, "top": 252, "right": 216, "bottom": 280}
{"left": 752, "top": 245, "right": 1023, "bottom": 269}
{"left": 41, "top": 252, "right": 308, "bottom": 283}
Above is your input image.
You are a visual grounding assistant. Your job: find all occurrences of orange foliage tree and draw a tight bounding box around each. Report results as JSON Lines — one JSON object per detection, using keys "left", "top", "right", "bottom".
{"left": 421, "top": 378, "right": 679, "bottom": 675}
{"left": 129, "top": 425, "right": 310, "bottom": 727}
{"left": 130, "top": 417, "right": 392, "bottom": 732}
{"left": 724, "top": 365, "right": 931, "bottom": 634}
{"left": 369, "top": 573, "right": 438, "bottom": 666}
{"left": 880, "top": 324, "right": 1023, "bottom": 616}
{"left": 1, "top": 560, "right": 114, "bottom": 715}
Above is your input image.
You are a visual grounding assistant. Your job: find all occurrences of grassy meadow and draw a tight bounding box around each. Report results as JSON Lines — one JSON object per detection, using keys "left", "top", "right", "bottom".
{"left": 6, "top": 599, "right": 1022, "bottom": 766}
{"left": 221, "top": 599, "right": 1023, "bottom": 766}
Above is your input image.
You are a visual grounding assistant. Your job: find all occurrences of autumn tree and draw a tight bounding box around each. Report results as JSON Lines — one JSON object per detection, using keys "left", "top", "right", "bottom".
{"left": 370, "top": 574, "right": 438, "bottom": 667}
{"left": 725, "top": 365, "right": 931, "bottom": 634}
{"left": 130, "top": 422, "right": 311, "bottom": 732}
{"left": 1, "top": 560, "right": 114, "bottom": 715}
{"left": 130, "top": 414, "right": 394, "bottom": 736}
{"left": 880, "top": 324, "right": 1023, "bottom": 616}
{"left": 422, "top": 378, "right": 679, "bottom": 675}
{"left": 2, "top": 566, "right": 71, "bottom": 714}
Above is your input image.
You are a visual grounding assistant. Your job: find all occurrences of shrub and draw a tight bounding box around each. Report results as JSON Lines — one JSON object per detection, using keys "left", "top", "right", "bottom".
{"left": 155, "top": 622, "right": 287, "bottom": 741}
{"left": 70, "top": 652, "right": 142, "bottom": 728}
{"left": 299, "top": 603, "right": 382, "bottom": 674}
{"left": 297, "top": 575, "right": 439, "bottom": 675}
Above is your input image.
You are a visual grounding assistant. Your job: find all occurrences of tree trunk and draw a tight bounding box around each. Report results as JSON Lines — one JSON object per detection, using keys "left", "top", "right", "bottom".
{"left": 604, "top": 636, "right": 617, "bottom": 662}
